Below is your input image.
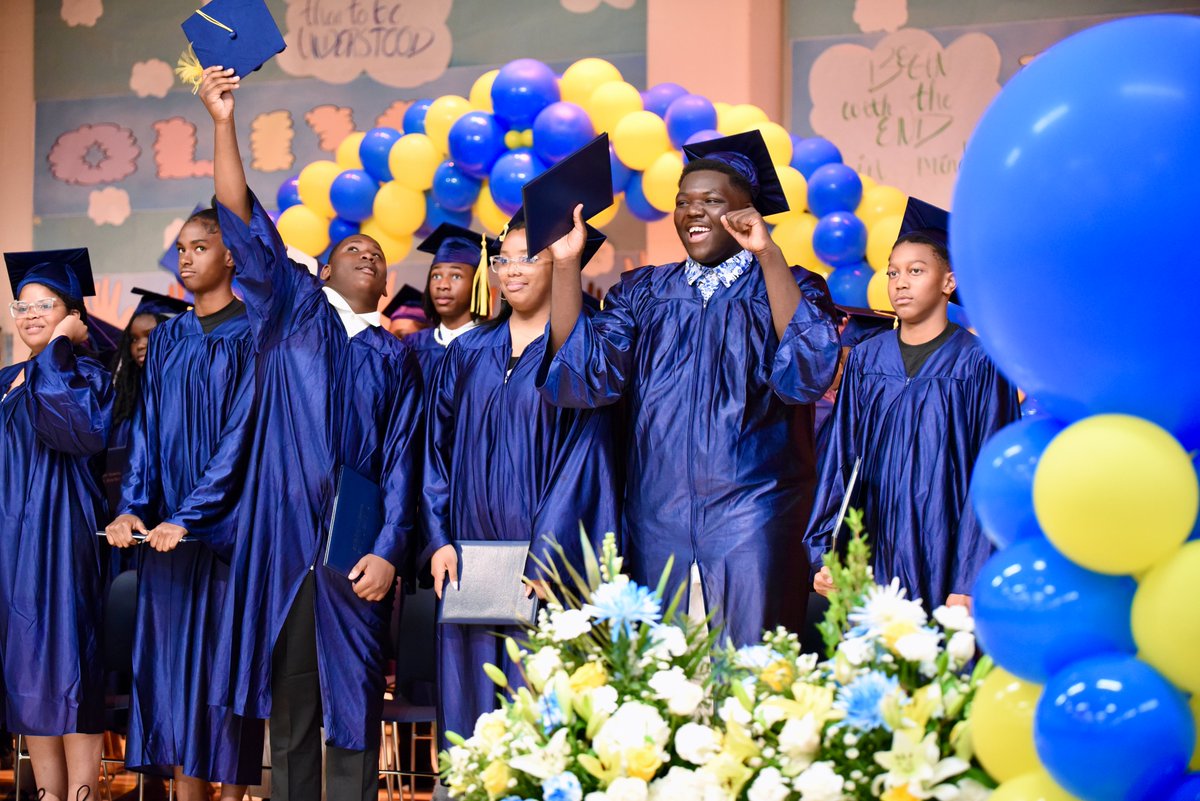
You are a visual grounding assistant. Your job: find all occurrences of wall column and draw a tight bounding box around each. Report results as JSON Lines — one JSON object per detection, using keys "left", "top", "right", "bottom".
{"left": 0, "top": 0, "right": 35, "bottom": 361}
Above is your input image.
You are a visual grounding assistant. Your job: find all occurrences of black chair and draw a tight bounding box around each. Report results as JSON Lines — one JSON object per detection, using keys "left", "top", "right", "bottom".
{"left": 379, "top": 584, "right": 439, "bottom": 801}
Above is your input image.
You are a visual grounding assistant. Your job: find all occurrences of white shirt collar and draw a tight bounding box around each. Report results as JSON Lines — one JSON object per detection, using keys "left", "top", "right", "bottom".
{"left": 435, "top": 319, "right": 478, "bottom": 346}
{"left": 322, "top": 287, "right": 382, "bottom": 338}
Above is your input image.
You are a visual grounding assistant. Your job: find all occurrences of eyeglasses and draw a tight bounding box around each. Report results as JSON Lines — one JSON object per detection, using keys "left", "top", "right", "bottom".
{"left": 9, "top": 299, "right": 61, "bottom": 318}
{"left": 488, "top": 255, "right": 540, "bottom": 273}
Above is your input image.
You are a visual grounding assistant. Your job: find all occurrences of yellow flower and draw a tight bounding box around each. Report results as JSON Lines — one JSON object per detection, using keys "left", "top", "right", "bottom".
{"left": 790, "top": 682, "right": 837, "bottom": 724}
{"left": 703, "top": 753, "right": 755, "bottom": 798}
{"left": 579, "top": 752, "right": 619, "bottom": 785}
{"left": 760, "top": 659, "right": 796, "bottom": 692}
{"left": 481, "top": 759, "right": 509, "bottom": 798}
{"left": 624, "top": 745, "right": 663, "bottom": 781}
{"left": 569, "top": 662, "right": 608, "bottom": 694}
{"left": 722, "top": 719, "right": 761, "bottom": 763}
{"left": 882, "top": 621, "right": 919, "bottom": 650}
{"left": 882, "top": 786, "right": 921, "bottom": 801}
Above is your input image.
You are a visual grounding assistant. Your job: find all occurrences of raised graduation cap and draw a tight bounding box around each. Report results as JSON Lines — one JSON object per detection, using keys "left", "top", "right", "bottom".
{"left": 383, "top": 284, "right": 427, "bottom": 322}
{"left": 130, "top": 287, "right": 192, "bottom": 319}
{"left": 505, "top": 206, "right": 607, "bottom": 269}
{"left": 837, "top": 305, "right": 896, "bottom": 348}
{"left": 681, "top": 129, "right": 789, "bottom": 217}
{"left": 520, "top": 133, "right": 614, "bottom": 257}
{"left": 4, "top": 248, "right": 96, "bottom": 300}
{"left": 178, "top": 0, "right": 286, "bottom": 89}
{"left": 895, "top": 196, "right": 959, "bottom": 304}
{"left": 417, "top": 223, "right": 496, "bottom": 269}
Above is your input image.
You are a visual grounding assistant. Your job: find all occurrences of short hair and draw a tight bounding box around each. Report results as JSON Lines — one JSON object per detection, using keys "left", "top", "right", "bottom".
{"left": 679, "top": 158, "right": 755, "bottom": 202}
{"left": 893, "top": 232, "right": 950, "bottom": 270}
{"left": 184, "top": 207, "right": 220, "bottom": 234}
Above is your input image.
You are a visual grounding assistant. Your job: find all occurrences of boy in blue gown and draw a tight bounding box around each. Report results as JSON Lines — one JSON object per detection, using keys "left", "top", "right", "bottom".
{"left": 805, "top": 199, "right": 1020, "bottom": 610}
{"left": 197, "top": 66, "right": 424, "bottom": 801}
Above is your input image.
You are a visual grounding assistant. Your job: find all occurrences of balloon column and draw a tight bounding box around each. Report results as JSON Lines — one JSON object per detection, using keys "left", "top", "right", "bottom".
{"left": 958, "top": 16, "right": 1200, "bottom": 801}
{"left": 273, "top": 57, "right": 910, "bottom": 299}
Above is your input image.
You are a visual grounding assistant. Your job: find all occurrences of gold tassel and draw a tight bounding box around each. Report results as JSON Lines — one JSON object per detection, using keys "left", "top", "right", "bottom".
{"left": 470, "top": 232, "right": 492, "bottom": 318}
{"left": 175, "top": 44, "right": 204, "bottom": 94}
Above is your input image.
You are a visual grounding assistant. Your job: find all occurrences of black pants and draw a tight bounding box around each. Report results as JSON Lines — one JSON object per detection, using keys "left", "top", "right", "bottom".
{"left": 270, "top": 574, "right": 378, "bottom": 801}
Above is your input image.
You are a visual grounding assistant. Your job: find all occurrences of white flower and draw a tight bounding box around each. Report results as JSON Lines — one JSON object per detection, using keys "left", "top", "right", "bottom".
{"left": 647, "top": 625, "right": 688, "bottom": 659}
{"left": 719, "top": 696, "right": 751, "bottom": 726}
{"left": 796, "top": 652, "right": 819, "bottom": 675}
{"left": 526, "top": 646, "right": 563, "bottom": 690}
{"left": 838, "top": 636, "right": 874, "bottom": 667}
{"left": 934, "top": 778, "right": 991, "bottom": 801}
{"left": 471, "top": 710, "right": 507, "bottom": 748}
{"left": 675, "top": 723, "right": 721, "bottom": 765}
{"left": 793, "top": 761, "right": 845, "bottom": 801}
{"left": 947, "top": 631, "right": 976, "bottom": 664}
{"left": 873, "top": 730, "right": 969, "bottom": 798}
{"left": 507, "top": 727, "right": 571, "bottom": 779}
{"left": 736, "top": 645, "right": 782, "bottom": 669}
{"left": 588, "top": 684, "right": 619, "bottom": 718}
{"left": 777, "top": 714, "right": 821, "bottom": 767}
{"left": 894, "top": 629, "right": 941, "bottom": 664}
{"left": 549, "top": 608, "right": 594, "bottom": 641}
{"left": 607, "top": 777, "right": 649, "bottom": 801}
{"left": 748, "top": 767, "right": 790, "bottom": 801}
{"left": 932, "top": 605, "right": 975, "bottom": 633}
{"left": 594, "top": 702, "right": 670, "bottom": 756}
{"left": 649, "top": 767, "right": 727, "bottom": 801}
{"left": 648, "top": 667, "right": 705, "bottom": 716}
{"left": 758, "top": 702, "right": 788, "bottom": 727}
{"left": 850, "top": 578, "right": 927, "bottom": 634}
{"left": 585, "top": 793, "right": 610, "bottom": 801}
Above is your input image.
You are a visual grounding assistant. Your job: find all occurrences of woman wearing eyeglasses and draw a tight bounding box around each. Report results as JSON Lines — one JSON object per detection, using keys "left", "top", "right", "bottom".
{"left": 421, "top": 206, "right": 619, "bottom": 751}
{"left": 1, "top": 249, "right": 113, "bottom": 801}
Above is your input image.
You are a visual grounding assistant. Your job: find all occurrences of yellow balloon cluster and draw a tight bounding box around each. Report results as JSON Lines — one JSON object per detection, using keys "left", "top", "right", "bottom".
{"left": 989, "top": 771, "right": 1082, "bottom": 801}
{"left": 969, "top": 667, "right": 1042, "bottom": 781}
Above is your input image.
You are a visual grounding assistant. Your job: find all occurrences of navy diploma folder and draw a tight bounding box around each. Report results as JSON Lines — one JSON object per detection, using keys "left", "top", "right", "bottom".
{"left": 324, "top": 465, "right": 383, "bottom": 579}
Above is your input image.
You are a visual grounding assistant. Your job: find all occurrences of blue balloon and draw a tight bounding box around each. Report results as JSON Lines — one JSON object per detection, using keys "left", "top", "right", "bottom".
{"left": 683, "top": 129, "right": 723, "bottom": 147}
{"left": 431, "top": 160, "right": 483, "bottom": 214}
{"left": 791, "top": 137, "right": 843, "bottom": 178}
{"left": 448, "top": 111, "right": 507, "bottom": 179}
{"left": 952, "top": 15, "right": 1200, "bottom": 449}
{"left": 643, "top": 82, "right": 689, "bottom": 118}
{"left": 403, "top": 99, "right": 433, "bottom": 135}
{"left": 807, "top": 163, "right": 863, "bottom": 217}
{"left": 609, "top": 145, "right": 633, "bottom": 194}
{"left": 825, "top": 264, "right": 872, "bottom": 307}
{"left": 491, "top": 59, "right": 560, "bottom": 130}
{"left": 417, "top": 194, "right": 472, "bottom": 239}
{"left": 665, "top": 94, "right": 719, "bottom": 148}
{"left": 973, "top": 536, "right": 1137, "bottom": 683}
{"left": 625, "top": 173, "right": 668, "bottom": 222}
{"left": 1036, "top": 655, "right": 1194, "bottom": 801}
{"left": 1167, "top": 774, "right": 1200, "bottom": 801}
{"left": 328, "top": 216, "right": 360, "bottom": 245}
{"left": 328, "top": 169, "right": 378, "bottom": 223}
{"left": 969, "top": 417, "right": 1067, "bottom": 548}
{"left": 276, "top": 174, "right": 301, "bottom": 210}
{"left": 812, "top": 212, "right": 867, "bottom": 267}
{"left": 532, "top": 102, "right": 596, "bottom": 165}
{"left": 359, "top": 127, "right": 402, "bottom": 182}
{"left": 488, "top": 148, "right": 547, "bottom": 216}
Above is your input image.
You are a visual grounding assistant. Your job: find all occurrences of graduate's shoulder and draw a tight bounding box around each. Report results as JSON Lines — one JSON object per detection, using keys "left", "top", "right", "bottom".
{"left": 404, "top": 327, "right": 442, "bottom": 352}
{"left": 443, "top": 322, "right": 505, "bottom": 351}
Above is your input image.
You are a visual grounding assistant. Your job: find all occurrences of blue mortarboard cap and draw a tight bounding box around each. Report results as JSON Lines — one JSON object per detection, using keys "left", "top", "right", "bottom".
{"left": 520, "top": 134, "right": 614, "bottom": 257}
{"left": 87, "top": 315, "right": 123, "bottom": 363}
{"left": 417, "top": 223, "right": 495, "bottom": 268}
{"left": 897, "top": 197, "right": 949, "bottom": 250}
{"left": 504, "top": 207, "right": 607, "bottom": 269}
{"left": 836, "top": 305, "right": 896, "bottom": 348}
{"left": 179, "top": 0, "right": 286, "bottom": 86}
{"left": 383, "top": 285, "right": 428, "bottom": 322}
{"left": 682, "top": 129, "right": 789, "bottom": 216}
{"left": 4, "top": 248, "right": 96, "bottom": 301}
{"left": 131, "top": 287, "right": 192, "bottom": 319}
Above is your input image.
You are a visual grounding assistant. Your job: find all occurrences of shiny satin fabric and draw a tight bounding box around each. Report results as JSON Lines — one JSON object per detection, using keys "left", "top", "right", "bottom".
{"left": 210, "top": 196, "right": 424, "bottom": 751}
{"left": 119, "top": 308, "right": 263, "bottom": 784}
{"left": 403, "top": 326, "right": 447, "bottom": 397}
{"left": 0, "top": 339, "right": 112, "bottom": 734}
{"left": 422, "top": 319, "right": 619, "bottom": 745}
{"left": 805, "top": 327, "right": 1020, "bottom": 608}
{"left": 537, "top": 260, "right": 840, "bottom": 646}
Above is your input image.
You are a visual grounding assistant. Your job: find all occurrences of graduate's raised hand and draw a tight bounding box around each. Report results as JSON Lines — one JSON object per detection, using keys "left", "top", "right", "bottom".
{"left": 198, "top": 65, "right": 240, "bottom": 123}
{"left": 52, "top": 312, "right": 89, "bottom": 346}
{"left": 546, "top": 204, "right": 586, "bottom": 269}
{"left": 721, "top": 208, "right": 777, "bottom": 258}
{"left": 106, "top": 514, "right": 148, "bottom": 549}
{"left": 349, "top": 554, "right": 396, "bottom": 603}
{"left": 430, "top": 544, "right": 459, "bottom": 600}
{"left": 813, "top": 565, "right": 834, "bottom": 598}
{"left": 145, "top": 522, "right": 187, "bottom": 552}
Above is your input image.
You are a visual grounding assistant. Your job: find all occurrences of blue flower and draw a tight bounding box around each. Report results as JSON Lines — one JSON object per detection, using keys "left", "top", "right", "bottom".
{"left": 583, "top": 580, "right": 661, "bottom": 640}
{"left": 833, "top": 670, "right": 898, "bottom": 731}
{"left": 542, "top": 772, "right": 582, "bottom": 801}
{"left": 537, "top": 692, "right": 565, "bottom": 734}
{"left": 735, "top": 644, "right": 782, "bottom": 669}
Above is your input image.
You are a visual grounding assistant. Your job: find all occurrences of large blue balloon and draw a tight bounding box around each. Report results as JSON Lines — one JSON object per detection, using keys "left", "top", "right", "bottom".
{"left": 488, "top": 148, "right": 547, "bottom": 216}
{"left": 328, "top": 216, "right": 360, "bottom": 246}
{"left": 403, "top": 99, "right": 434, "bottom": 135}
{"left": 969, "top": 416, "right": 1066, "bottom": 548}
{"left": 431, "top": 160, "right": 483, "bottom": 214}
{"left": 532, "top": 102, "right": 596, "bottom": 165}
{"left": 952, "top": 15, "right": 1200, "bottom": 450}
{"left": 973, "top": 536, "right": 1137, "bottom": 683}
{"left": 665, "top": 94, "right": 719, "bottom": 149}
{"left": 448, "top": 112, "right": 507, "bottom": 179}
{"left": 491, "top": 59, "right": 560, "bottom": 130}
{"left": 807, "top": 163, "right": 863, "bottom": 217}
{"left": 359, "top": 127, "right": 402, "bottom": 182}
{"left": 791, "top": 137, "right": 842, "bottom": 179}
{"left": 609, "top": 145, "right": 633, "bottom": 194}
{"left": 643, "top": 82, "right": 689, "bottom": 118}
{"left": 812, "top": 211, "right": 867, "bottom": 267}
{"left": 683, "top": 129, "right": 723, "bottom": 147}
{"left": 826, "top": 264, "right": 872, "bottom": 307}
{"left": 625, "top": 173, "right": 668, "bottom": 222}
{"left": 276, "top": 174, "right": 301, "bottom": 210}
{"left": 1168, "top": 775, "right": 1200, "bottom": 801}
{"left": 417, "top": 194, "right": 472, "bottom": 239}
{"left": 328, "top": 169, "right": 378, "bottom": 223}
{"left": 1036, "top": 655, "right": 1194, "bottom": 801}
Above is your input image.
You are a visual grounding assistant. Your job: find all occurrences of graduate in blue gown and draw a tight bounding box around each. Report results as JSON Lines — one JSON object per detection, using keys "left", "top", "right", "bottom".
{"left": 382, "top": 283, "right": 430, "bottom": 340}
{"left": 106, "top": 210, "right": 263, "bottom": 799}
{"left": 805, "top": 199, "right": 1020, "bottom": 610}
{"left": 424, "top": 205, "right": 619, "bottom": 747}
{"left": 198, "top": 65, "right": 423, "bottom": 801}
{"left": 0, "top": 248, "right": 112, "bottom": 801}
{"left": 539, "top": 131, "right": 840, "bottom": 646}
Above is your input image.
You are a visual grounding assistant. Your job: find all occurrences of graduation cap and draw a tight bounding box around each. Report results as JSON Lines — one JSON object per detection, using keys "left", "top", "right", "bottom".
{"left": 383, "top": 285, "right": 428, "bottom": 323}
{"left": 4, "top": 248, "right": 96, "bottom": 301}
{"left": 682, "top": 129, "right": 789, "bottom": 217}
{"left": 86, "top": 315, "right": 123, "bottom": 364}
{"left": 177, "top": 0, "right": 286, "bottom": 92}
{"left": 520, "top": 133, "right": 614, "bottom": 258}
{"left": 894, "top": 196, "right": 959, "bottom": 304}
{"left": 418, "top": 223, "right": 495, "bottom": 269}
{"left": 131, "top": 287, "right": 192, "bottom": 319}
{"left": 504, "top": 207, "right": 606, "bottom": 268}
{"left": 836, "top": 305, "right": 896, "bottom": 348}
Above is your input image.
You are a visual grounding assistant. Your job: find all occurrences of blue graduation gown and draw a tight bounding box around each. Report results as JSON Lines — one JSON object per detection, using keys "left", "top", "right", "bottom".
{"left": 0, "top": 338, "right": 112, "bottom": 734}
{"left": 119, "top": 308, "right": 263, "bottom": 784}
{"left": 423, "top": 321, "right": 619, "bottom": 744}
{"left": 804, "top": 327, "right": 1021, "bottom": 607}
{"left": 211, "top": 196, "right": 423, "bottom": 751}
{"left": 404, "top": 326, "right": 447, "bottom": 391}
{"left": 537, "top": 259, "right": 839, "bottom": 646}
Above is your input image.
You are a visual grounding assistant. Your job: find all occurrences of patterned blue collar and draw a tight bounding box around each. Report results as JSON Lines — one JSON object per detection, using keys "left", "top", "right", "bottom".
{"left": 684, "top": 249, "right": 754, "bottom": 303}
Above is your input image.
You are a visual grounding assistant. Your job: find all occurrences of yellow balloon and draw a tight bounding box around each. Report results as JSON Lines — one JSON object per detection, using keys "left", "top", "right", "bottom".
{"left": 469, "top": 69, "right": 498, "bottom": 112}
{"left": 588, "top": 195, "right": 621, "bottom": 229}
{"left": 1034, "top": 415, "right": 1199, "bottom": 575}
{"left": 277, "top": 205, "right": 330, "bottom": 257}
{"left": 559, "top": 58, "right": 623, "bottom": 107}
{"left": 612, "top": 111, "right": 671, "bottom": 172}
{"left": 858, "top": 184, "right": 908, "bottom": 230}
{"left": 772, "top": 212, "right": 822, "bottom": 270}
{"left": 765, "top": 166, "right": 807, "bottom": 224}
{"left": 297, "top": 160, "right": 341, "bottom": 219}
{"left": 867, "top": 267, "right": 893, "bottom": 311}
{"left": 585, "top": 81, "right": 644, "bottom": 136}
{"left": 359, "top": 219, "right": 412, "bottom": 266}
{"left": 858, "top": 174, "right": 878, "bottom": 197}
{"left": 969, "top": 668, "right": 1043, "bottom": 782}
{"left": 1133, "top": 541, "right": 1200, "bottom": 693}
{"left": 866, "top": 214, "right": 904, "bottom": 270}
{"left": 713, "top": 102, "right": 733, "bottom": 134}
{"left": 472, "top": 181, "right": 509, "bottom": 236}
{"left": 990, "top": 771, "right": 1082, "bottom": 801}
{"left": 722, "top": 103, "right": 769, "bottom": 135}
{"left": 372, "top": 181, "right": 426, "bottom": 238}
{"left": 335, "top": 132, "right": 365, "bottom": 170}
{"left": 389, "top": 133, "right": 441, "bottom": 192}
{"left": 640, "top": 150, "right": 684, "bottom": 212}
{"left": 424, "top": 95, "right": 472, "bottom": 156}
{"left": 751, "top": 122, "right": 793, "bottom": 166}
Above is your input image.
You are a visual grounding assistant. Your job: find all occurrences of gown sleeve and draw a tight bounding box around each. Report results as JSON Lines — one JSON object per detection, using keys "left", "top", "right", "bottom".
{"left": 118, "top": 332, "right": 165, "bottom": 523}
{"left": 420, "top": 341, "right": 461, "bottom": 567}
{"left": 26, "top": 336, "right": 113, "bottom": 457}
{"left": 768, "top": 267, "right": 841, "bottom": 405}
{"left": 371, "top": 347, "right": 425, "bottom": 573}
